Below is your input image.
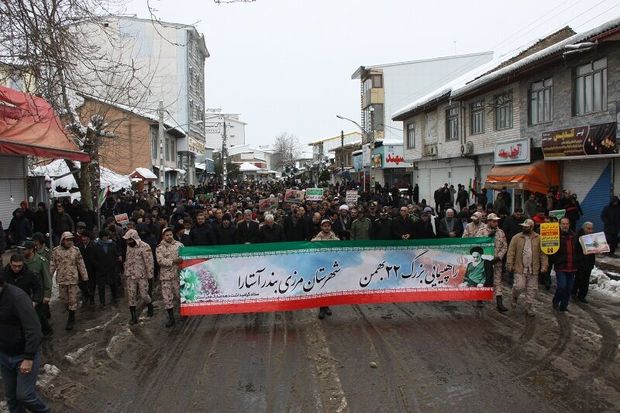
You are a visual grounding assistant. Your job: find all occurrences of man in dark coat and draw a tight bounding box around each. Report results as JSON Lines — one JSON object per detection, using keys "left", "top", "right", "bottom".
{"left": 2, "top": 255, "right": 41, "bottom": 305}
{"left": 392, "top": 206, "right": 415, "bottom": 240}
{"left": 260, "top": 214, "right": 285, "bottom": 243}
{"left": 549, "top": 217, "right": 581, "bottom": 312}
{"left": 412, "top": 209, "right": 437, "bottom": 239}
{"left": 216, "top": 214, "right": 237, "bottom": 245}
{"left": 371, "top": 207, "right": 393, "bottom": 240}
{"left": 0, "top": 270, "right": 49, "bottom": 412}
{"left": 236, "top": 209, "right": 260, "bottom": 244}
{"left": 189, "top": 212, "right": 216, "bottom": 246}
{"left": 283, "top": 206, "right": 307, "bottom": 241}
{"left": 601, "top": 196, "right": 620, "bottom": 256}
{"left": 437, "top": 208, "right": 463, "bottom": 238}
{"left": 8, "top": 209, "right": 32, "bottom": 247}
{"left": 573, "top": 222, "right": 596, "bottom": 303}
{"left": 93, "top": 230, "right": 121, "bottom": 306}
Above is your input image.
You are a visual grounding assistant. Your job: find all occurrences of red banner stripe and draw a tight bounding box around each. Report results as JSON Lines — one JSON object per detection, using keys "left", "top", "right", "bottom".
{"left": 180, "top": 289, "right": 494, "bottom": 316}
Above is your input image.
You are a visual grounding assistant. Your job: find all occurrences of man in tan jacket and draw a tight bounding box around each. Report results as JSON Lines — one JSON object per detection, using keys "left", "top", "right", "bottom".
{"left": 506, "top": 219, "right": 548, "bottom": 316}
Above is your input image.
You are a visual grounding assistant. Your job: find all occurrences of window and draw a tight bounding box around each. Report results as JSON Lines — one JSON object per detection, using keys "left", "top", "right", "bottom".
{"left": 494, "top": 91, "right": 513, "bottom": 130}
{"left": 529, "top": 78, "right": 553, "bottom": 124}
{"left": 470, "top": 100, "right": 484, "bottom": 135}
{"left": 445, "top": 107, "right": 459, "bottom": 141}
{"left": 151, "top": 127, "right": 158, "bottom": 159}
{"left": 371, "top": 74, "right": 383, "bottom": 88}
{"left": 574, "top": 58, "right": 607, "bottom": 115}
{"left": 406, "top": 122, "right": 416, "bottom": 148}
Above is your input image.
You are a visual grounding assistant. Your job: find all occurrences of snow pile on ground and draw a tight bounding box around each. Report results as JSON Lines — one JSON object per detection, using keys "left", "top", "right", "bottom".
{"left": 590, "top": 267, "right": 620, "bottom": 296}
{"left": 37, "top": 364, "right": 61, "bottom": 388}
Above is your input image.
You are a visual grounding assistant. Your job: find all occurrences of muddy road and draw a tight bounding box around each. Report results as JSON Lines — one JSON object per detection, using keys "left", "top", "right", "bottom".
{"left": 5, "top": 285, "right": 619, "bottom": 413}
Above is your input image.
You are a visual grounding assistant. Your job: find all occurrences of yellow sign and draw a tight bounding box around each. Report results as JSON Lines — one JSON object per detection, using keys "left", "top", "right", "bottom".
{"left": 540, "top": 222, "right": 560, "bottom": 255}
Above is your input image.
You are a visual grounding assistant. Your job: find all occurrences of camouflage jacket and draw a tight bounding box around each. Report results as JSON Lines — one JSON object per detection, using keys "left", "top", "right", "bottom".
{"left": 156, "top": 240, "right": 183, "bottom": 281}
{"left": 311, "top": 231, "right": 340, "bottom": 241}
{"left": 50, "top": 245, "right": 88, "bottom": 285}
{"left": 476, "top": 227, "right": 508, "bottom": 260}
{"left": 462, "top": 222, "right": 486, "bottom": 238}
{"left": 124, "top": 241, "right": 154, "bottom": 280}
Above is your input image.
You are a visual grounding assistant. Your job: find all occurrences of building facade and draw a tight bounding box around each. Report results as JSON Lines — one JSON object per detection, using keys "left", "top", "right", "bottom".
{"left": 82, "top": 16, "right": 209, "bottom": 185}
{"left": 205, "top": 110, "right": 247, "bottom": 152}
{"left": 394, "top": 18, "right": 620, "bottom": 231}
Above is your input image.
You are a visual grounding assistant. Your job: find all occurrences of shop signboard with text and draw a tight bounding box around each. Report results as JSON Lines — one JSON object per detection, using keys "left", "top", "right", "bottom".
{"left": 494, "top": 139, "right": 531, "bottom": 164}
{"left": 541, "top": 122, "right": 617, "bottom": 159}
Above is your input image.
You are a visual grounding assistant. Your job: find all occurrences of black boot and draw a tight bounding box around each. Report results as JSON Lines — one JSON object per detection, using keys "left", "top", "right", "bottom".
{"left": 98, "top": 288, "right": 105, "bottom": 307}
{"left": 65, "top": 310, "right": 75, "bottom": 331}
{"left": 496, "top": 296, "right": 508, "bottom": 313}
{"left": 147, "top": 303, "right": 154, "bottom": 317}
{"left": 165, "top": 308, "right": 175, "bottom": 328}
{"left": 129, "top": 306, "right": 138, "bottom": 325}
{"left": 318, "top": 306, "right": 328, "bottom": 320}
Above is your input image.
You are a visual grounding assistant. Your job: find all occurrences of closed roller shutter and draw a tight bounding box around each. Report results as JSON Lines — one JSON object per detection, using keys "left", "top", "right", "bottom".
{"left": 0, "top": 155, "right": 27, "bottom": 227}
{"left": 450, "top": 166, "right": 475, "bottom": 189}
{"left": 562, "top": 159, "right": 611, "bottom": 231}
{"left": 415, "top": 167, "right": 431, "bottom": 205}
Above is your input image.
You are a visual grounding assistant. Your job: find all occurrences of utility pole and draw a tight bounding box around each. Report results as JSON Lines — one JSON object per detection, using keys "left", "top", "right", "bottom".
{"left": 222, "top": 119, "right": 228, "bottom": 188}
{"left": 158, "top": 100, "right": 165, "bottom": 190}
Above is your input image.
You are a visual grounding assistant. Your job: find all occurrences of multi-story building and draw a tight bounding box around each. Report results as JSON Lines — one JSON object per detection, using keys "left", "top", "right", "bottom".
{"left": 349, "top": 52, "right": 494, "bottom": 189}
{"left": 79, "top": 97, "right": 186, "bottom": 188}
{"left": 82, "top": 16, "right": 209, "bottom": 185}
{"left": 205, "top": 109, "right": 247, "bottom": 152}
{"left": 393, "top": 19, "right": 620, "bottom": 230}
{"left": 308, "top": 132, "right": 362, "bottom": 184}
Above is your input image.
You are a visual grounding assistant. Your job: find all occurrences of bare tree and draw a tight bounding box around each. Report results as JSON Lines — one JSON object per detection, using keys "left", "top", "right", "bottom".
{"left": 0, "top": 0, "right": 156, "bottom": 211}
{"left": 271, "top": 132, "right": 301, "bottom": 172}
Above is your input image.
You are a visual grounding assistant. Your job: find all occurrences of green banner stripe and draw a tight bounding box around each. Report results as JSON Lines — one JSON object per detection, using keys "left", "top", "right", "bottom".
{"left": 181, "top": 237, "right": 494, "bottom": 258}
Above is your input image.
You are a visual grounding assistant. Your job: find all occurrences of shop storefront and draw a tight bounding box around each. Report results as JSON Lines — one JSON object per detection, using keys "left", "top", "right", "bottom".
{"left": 371, "top": 143, "right": 412, "bottom": 189}
{"left": 485, "top": 139, "right": 533, "bottom": 211}
{"left": 541, "top": 122, "right": 617, "bottom": 230}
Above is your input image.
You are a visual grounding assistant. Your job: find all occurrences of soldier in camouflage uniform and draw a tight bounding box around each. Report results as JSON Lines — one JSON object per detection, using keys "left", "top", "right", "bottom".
{"left": 156, "top": 228, "right": 183, "bottom": 328}
{"left": 476, "top": 213, "right": 509, "bottom": 312}
{"left": 312, "top": 219, "right": 340, "bottom": 319}
{"left": 21, "top": 241, "right": 53, "bottom": 336}
{"left": 50, "top": 232, "right": 88, "bottom": 331}
{"left": 122, "top": 229, "right": 154, "bottom": 325}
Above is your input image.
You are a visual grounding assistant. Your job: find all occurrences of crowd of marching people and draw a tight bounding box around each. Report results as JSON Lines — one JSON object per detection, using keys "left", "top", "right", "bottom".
{"left": 1, "top": 179, "right": 618, "bottom": 332}
{"left": 1, "top": 179, "right": 618, "bottom": 413}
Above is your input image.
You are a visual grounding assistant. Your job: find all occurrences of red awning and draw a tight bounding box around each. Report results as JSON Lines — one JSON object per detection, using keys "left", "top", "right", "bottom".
{"left": 485, "top": 160, "right": 560, "bottom": 194}
{"left": 0, "top": 86, "right": 89, "bottom": 162}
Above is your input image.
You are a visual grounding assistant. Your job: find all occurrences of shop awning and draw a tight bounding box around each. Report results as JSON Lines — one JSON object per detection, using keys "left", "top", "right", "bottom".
{"left": 0, "top": 86, "right": 89, "bottom": 162}
{"left": 485, "top": 160, "right": 559, "bottom": 194}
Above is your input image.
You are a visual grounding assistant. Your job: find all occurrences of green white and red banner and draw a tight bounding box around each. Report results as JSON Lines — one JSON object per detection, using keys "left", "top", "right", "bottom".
{"left": 179, "top": 238, "right": 494, "bottom": 316}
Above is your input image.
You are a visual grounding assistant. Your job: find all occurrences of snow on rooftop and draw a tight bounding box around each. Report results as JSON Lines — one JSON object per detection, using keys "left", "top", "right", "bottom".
{"left": 452, "top": 17, "right": 620, "bottom": 98}
{"left": 392, "top": 17, "right": 620, "bottom": 120}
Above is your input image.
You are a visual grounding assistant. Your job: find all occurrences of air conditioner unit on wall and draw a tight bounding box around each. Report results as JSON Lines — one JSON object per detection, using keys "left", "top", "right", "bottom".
{"left": 461, "top": 141, "right": 474, "bottom": 155}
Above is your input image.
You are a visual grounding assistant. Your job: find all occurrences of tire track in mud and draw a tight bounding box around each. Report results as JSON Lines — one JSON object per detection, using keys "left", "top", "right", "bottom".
{"left": 516, "top": 310, "right": 572, "bottom": 379}
{"left": 573, "top": 302, "right": 618, "bottom": 385}
{"left": 350, "top": 304, "right": 421, "bottom": 413}
{"left": 125, "top": 315, "right": 217, "bottom": 412}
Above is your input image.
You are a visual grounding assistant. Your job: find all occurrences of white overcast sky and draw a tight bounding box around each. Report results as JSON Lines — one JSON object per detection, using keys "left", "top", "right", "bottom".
{"left": 124, "top": 0, "right": 620, "bottom": 147}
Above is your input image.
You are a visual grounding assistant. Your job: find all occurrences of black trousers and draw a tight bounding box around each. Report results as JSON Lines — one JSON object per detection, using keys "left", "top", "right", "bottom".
{"left": 605, "top": 231, "right": 618, "bottom": 254}
{"left": 35, "top": 303, "right": 53, "bottom": 335}
{"left": 572, "top": 268, "right": 592, "bottom": 299}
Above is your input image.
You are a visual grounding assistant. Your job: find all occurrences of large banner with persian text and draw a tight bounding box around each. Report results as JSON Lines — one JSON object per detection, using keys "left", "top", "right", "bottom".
{"left": 179, "top": 238, "right": 494, "bottom": 315}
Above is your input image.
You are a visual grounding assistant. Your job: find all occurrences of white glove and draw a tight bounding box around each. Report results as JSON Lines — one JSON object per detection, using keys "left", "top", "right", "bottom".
{"left": 477, "top": 283, "right": 484, "bottom": 288}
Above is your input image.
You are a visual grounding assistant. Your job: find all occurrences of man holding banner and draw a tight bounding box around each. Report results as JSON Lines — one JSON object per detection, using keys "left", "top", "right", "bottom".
{"left": 312, "top": 219, "right": 339, "bottom": 319}
{"left": 156, "top": 228, "right": 184, "bottom": 328}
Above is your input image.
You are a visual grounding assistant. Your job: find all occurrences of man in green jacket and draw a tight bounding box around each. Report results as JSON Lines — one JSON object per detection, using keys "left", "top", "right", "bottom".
{"left": 350, "top": 207, "right": 371, "bottom": 240}
{"left": 21, "top": 241, "right": 53, "bottom": 336}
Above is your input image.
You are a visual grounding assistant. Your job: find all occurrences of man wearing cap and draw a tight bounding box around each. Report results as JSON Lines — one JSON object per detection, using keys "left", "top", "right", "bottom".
{"left": 50, "top": 232, "right": 88, "bottom": 330}
{"left": 0, "top": 269, "right": 50, "bottom": 412}
{"left": 462, "top": 212, "right": 486, "bottom": 238}
{"left": 123, "top": 229, "right": 155, "bottom": 325}
{"left": 312, "top": 219, "right": 339, "bottom": 319}
{"left": 156, "top": 228, "right": 183, "bottom": 328}
{"left": 21, "top": 242, "right": 53, "bottom": 336}
{"left": 506, "top": 219, "right": 548, "bottom": 316}
{"left": 477, "top": 213, "right": 509, "bottom": 312}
